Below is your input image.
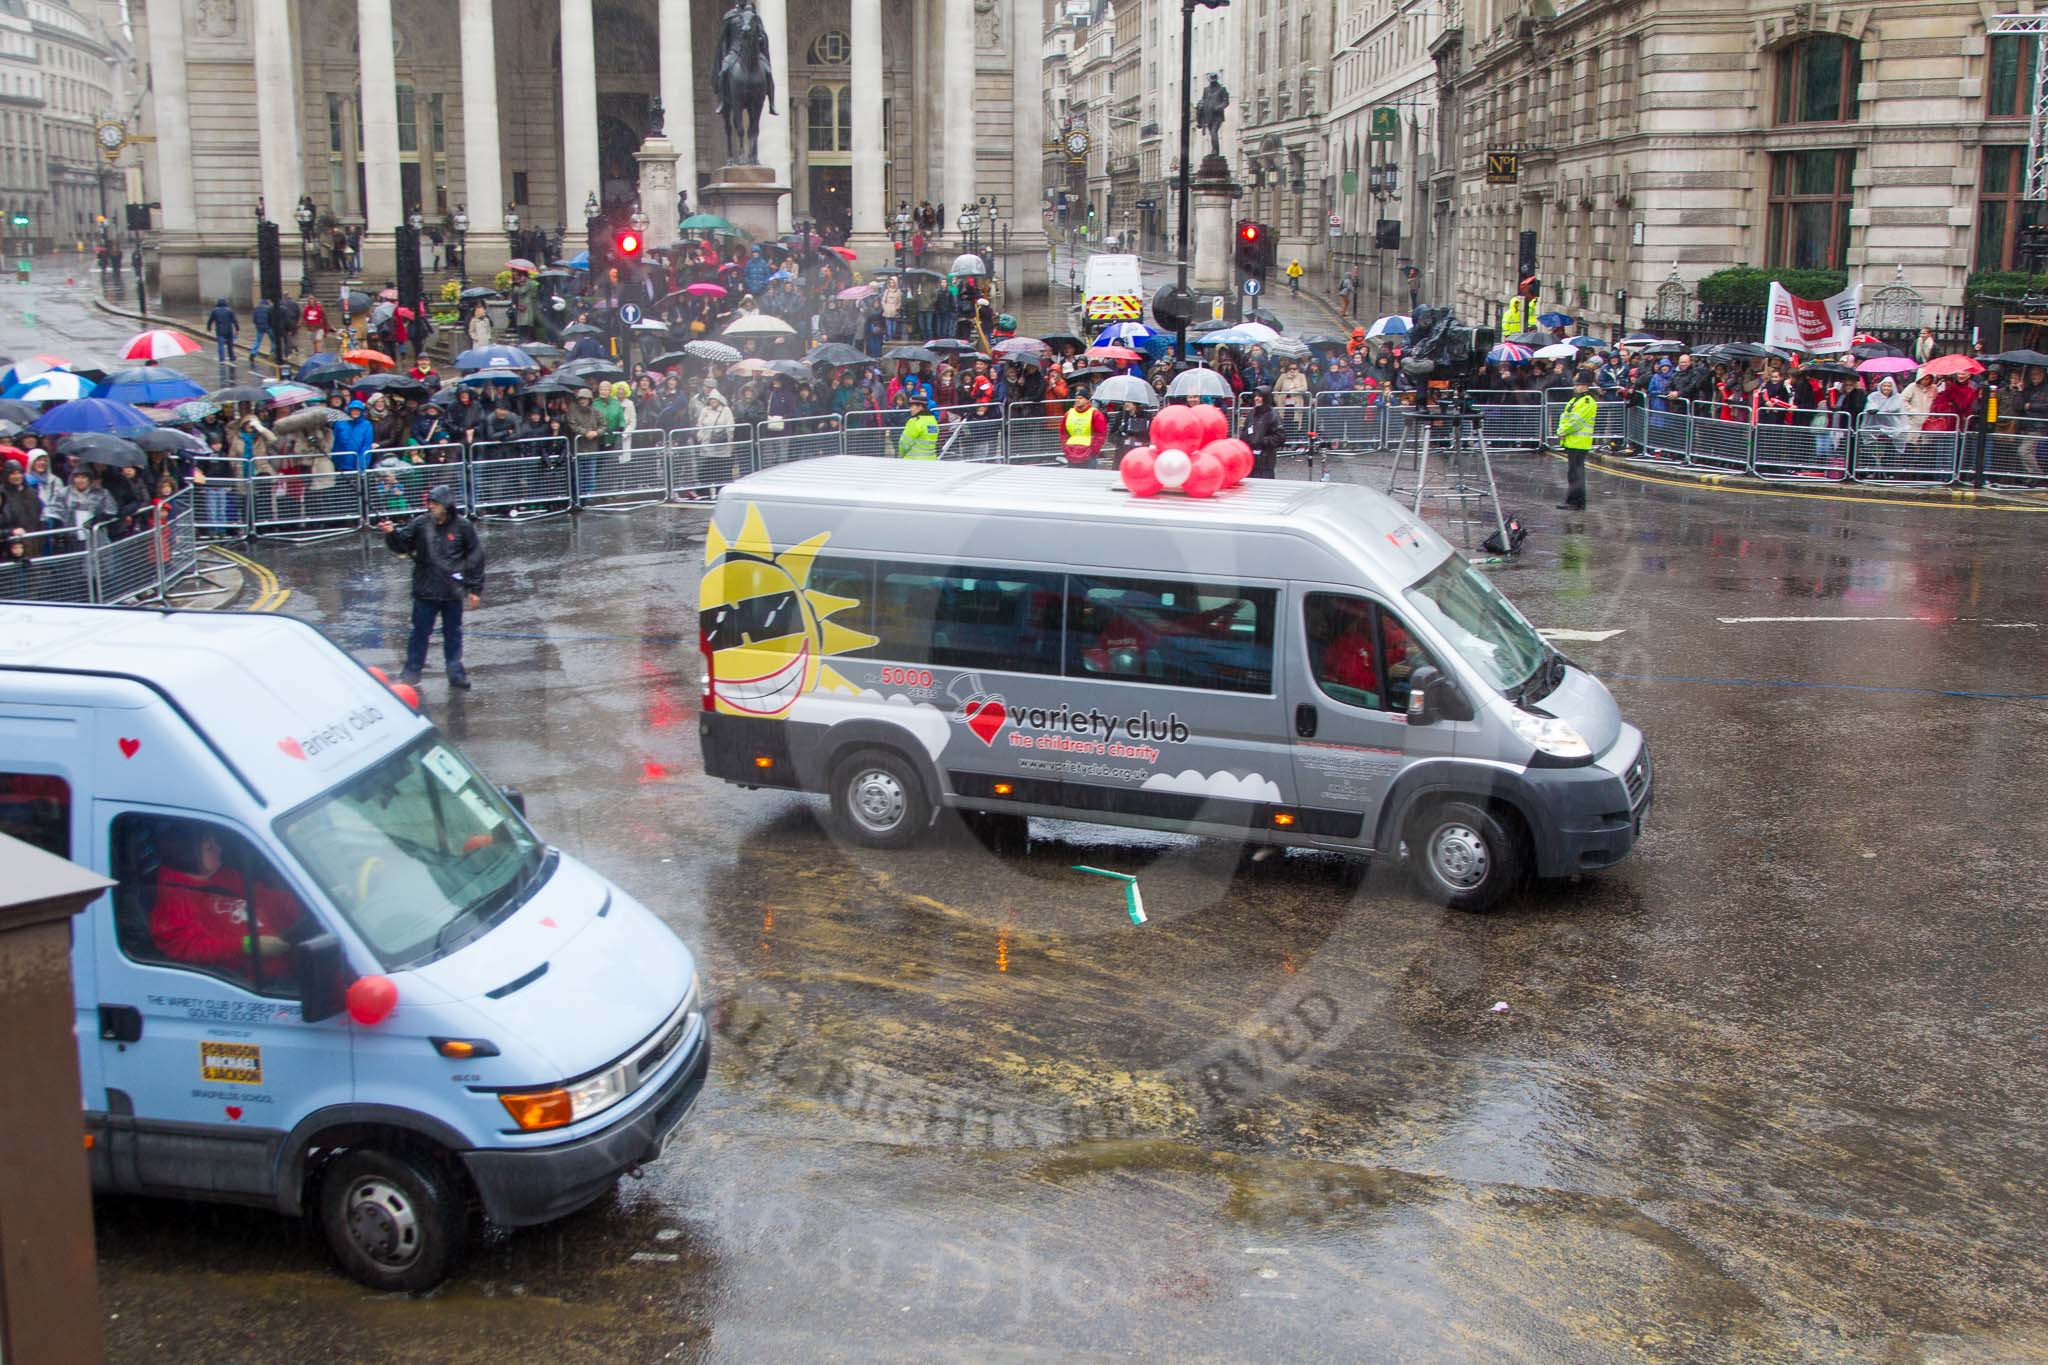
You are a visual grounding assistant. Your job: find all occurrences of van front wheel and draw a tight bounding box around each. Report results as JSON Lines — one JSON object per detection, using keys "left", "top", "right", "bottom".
{"left": 318, "top": 1147, "right": 466, "bottom": 1293}
{"left": 828, "top": 748, "right": 930, "bottom": 849}
{"left": 1406, "top": 800, "right": 1528, "bottom": 913}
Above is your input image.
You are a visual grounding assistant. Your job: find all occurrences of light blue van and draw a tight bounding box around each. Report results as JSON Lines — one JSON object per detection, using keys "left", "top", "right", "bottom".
{"left": 0, "top": 605, "right": 706, "bottom": 1291}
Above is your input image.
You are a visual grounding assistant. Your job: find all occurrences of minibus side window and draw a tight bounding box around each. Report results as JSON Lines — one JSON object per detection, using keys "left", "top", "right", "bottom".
{"left": 873, "top": 565, "right": 1063, "bottom": 675}
{"left": 1065, "top": 575, "right": 1276, "bottom": 694}
{"left": 108, "top": 813, "right": 308, "bottom": 999}
{"left": 1304, "top": 593, "right": 1441, "bottom": 713}
{"left": 809, "top": 555, "right": 874, "bottom": 637}
{"left": 0, "top": 772, "right": 69, "bottom": 857}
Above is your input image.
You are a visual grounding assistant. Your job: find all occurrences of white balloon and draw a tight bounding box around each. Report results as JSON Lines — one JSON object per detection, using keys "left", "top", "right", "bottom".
{"left": 1154, "top": 447, "right": 1191, "bottom": 489}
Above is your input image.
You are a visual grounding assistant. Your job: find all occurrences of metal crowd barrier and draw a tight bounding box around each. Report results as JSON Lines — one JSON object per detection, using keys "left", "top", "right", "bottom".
{"left": 471, "top": 435, "right": 573, "bottom": 521}
{"left": 1852, "top": 414, "right": 1961, "bottom": 485}
{"left": 1, "top": 490, "right": 205, "bottom": 606}
{"left": 1306, "top": 390, "right": 1391, "bottom": 449}
{"left": 668, "top": 421, "right": 753, "bottom": 498}
{"left": 1976, "top": 415, "right": 2048, "bottom": 488}
{"left": 1003, "top": 400, "right": 1068, "bottom": 464}
{"left": 576, "top": 429, "right": 670, "bottom": 511}
{"left": 756, "top": 414, "right": 842, "bottom": 468}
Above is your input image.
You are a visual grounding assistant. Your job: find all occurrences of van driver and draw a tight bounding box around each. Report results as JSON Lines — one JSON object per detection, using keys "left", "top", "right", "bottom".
{"left": 151, "top": 826, "right": 305, "bottom": 980}
{"left": 1316, "top": 601, "right": 1410, "bottom": 704}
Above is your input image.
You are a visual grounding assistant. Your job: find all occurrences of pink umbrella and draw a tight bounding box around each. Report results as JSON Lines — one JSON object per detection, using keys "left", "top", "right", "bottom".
{"left": 836, "top": 285, "right": 877, "bottom": 301}
{"left": 1856, "top": 355, "right": 1918, "bottom": 375}
{"left": 121, "top": 329, "right": 200, "bottom": 361}
{"left": 686, "top": 282, "right": 728, "bottom": 297}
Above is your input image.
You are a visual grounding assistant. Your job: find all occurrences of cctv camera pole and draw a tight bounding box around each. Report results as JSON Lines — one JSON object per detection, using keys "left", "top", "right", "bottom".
{"left": 1174, "top": 0, "right": 1197, "bottom": 365}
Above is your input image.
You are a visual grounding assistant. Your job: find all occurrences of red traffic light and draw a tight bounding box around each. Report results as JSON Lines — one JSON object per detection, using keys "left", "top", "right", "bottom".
{"left": 615, "top": 230, "right": 643, "bottom": 258}
{"left": 1239, "top": 223, "right": 1260, "bottom": 243}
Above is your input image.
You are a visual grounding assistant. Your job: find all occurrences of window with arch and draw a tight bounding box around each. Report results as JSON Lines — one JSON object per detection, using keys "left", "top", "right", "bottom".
{"left": 806, "top": 84, "right": 853, "bottom": 152}
{"left": 1774, "top": 34, "right": 1860, "bottom": 124}
{"left": 1767, "top": 149, "right": 1855, "bottom": 269}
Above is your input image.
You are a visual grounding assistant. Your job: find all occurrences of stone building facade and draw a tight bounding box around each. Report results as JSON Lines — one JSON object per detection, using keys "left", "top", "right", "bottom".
{"left": 1446, "top": 0, "right": 2034, "bottom": 334}
{"left": 134, "top": 0, "right": 1047, "bottom": 305}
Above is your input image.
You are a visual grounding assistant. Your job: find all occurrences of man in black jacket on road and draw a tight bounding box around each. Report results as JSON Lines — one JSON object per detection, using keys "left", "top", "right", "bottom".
{"left": 378, "top": 484, "right": 486, "bottom": 689}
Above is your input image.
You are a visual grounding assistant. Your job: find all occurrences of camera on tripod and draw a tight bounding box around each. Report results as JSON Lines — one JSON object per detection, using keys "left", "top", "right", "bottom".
{"left": 1397, "top": 306, "right": 1498, "bottom": 411}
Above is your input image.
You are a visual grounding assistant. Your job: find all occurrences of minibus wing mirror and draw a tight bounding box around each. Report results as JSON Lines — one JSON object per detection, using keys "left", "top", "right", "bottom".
{"left": 1406, "top": 666, "right": 1443, "bottom": 725}
{"left": 298, "top": 934, "right": 350, "bottom": 1023}
{"left": 500, "top": 785, "right": 527, "bottom": 817}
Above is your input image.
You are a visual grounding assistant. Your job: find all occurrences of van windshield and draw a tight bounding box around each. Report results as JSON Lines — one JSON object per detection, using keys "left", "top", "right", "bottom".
{"left": 1403, "top": 557, "right": 1547, "bottom": 694}
{"left": 277, "top": 734, "right": 545, "bottom": 969}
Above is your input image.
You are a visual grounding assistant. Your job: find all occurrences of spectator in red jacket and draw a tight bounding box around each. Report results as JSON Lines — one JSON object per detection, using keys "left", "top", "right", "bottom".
{"left": 150, "top": 827, "right": 303, "bottom": 980}
{"left": 1927, "top": 376, "right": 1976, "bottom": 433}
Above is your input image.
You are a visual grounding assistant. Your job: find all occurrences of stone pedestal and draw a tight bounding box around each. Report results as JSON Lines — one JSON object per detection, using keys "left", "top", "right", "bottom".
{"left": 701, "top": 164, "right": 792, "bottom": 243}
{"left": 635, "top": 135, "right": 682, "bottom": 252}
{"left": 1191, "top": 156, "right": 1238, "bottom": 298}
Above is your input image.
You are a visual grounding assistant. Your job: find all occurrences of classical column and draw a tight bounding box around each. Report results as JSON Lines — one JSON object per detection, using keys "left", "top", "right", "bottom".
{"left": 848, "top": 0, "right": 887, "bottom": 261}
{"left": 1009, "top": 0, "right": 1046, "bottom": 290}
{"left": 458, "top": 0, "right": 509, "bottom": 273}
{"left": 357, "top": 0, "right": 403, "bottom": 274}
{"left": 250, "top": 0, "right": 302, "bottom": 247}
{"left": 144, "top": 0, "right": 194, "bottom": 232}
{"left": 943, "top": 0, "right": 974, "bottom": 245}
{"left": 659, "top": 0, "right": 699, "bottom": 210}
{"left": 560, "top": 0, "right": 601, "bottom": 221}
{"left": 756, "top": 0, "right": 794, "bottom": 228}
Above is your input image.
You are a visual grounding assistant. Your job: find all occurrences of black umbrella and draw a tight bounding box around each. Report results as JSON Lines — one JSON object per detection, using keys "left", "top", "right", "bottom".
{"left": 1798, "top": 361, "right": 1861, "bottom": 380}
{"left": 643, "top": 351, "right": 691, "bottom": 371}
{"left": 56, "top": 432, "right": 144, "bottom": 466}
{"left": 925, "top": 338, "right": 977, "bottom": 354}
{"left": 902, "top": 268, "right": 945, "bottom": 281}
{"left": 556, "top": 358, "right": 626, "bottom": 383}
{"left": 1507, "top": 330, "right": 1552, "bottom": 347}
{"left": 353, "top": 373, "right": 431, "bottom": 396}
{"left": 0, "top": 398, "right": 36, "bottom": 424}
{"left": 883, "top": 346, "right": 940, "bottom": 363}
{"left": 1067, "top": 365, "right": 1114, "bottom": 380}
{"left": 561, "top": 322, "right": 605, "bottom": 338}
{"left": 1994, "top": 348, "right": 2048, "bottom": 368}
{"left": 292, "top": 354, "right": 363, "bottom": 386}
{"left": 526, "top": 376, "right": 582, "bottom": 396}
{"left": 868, "top": 266, "right": 905, "bottom": 277}
{"left": 806, "top": 342, "right": 868, "bottom": 367}
{"left": 459, "top": 286, "right": 501, "bottom": 302}
{"left": 1037, "top": 332, "right": 1084, "bottom": 347}
{"left": 536, "top": 268, "right": 572, "bottom": 280}
{"left": 1299, "top": 334, "right": 1347, "bottom": 349}
{"left": 1188, "top": 319, "right": 1229, "bottom": 334}
{"left": 1244, "top": 310, "right": 1285, "bottom": 330}
{"left": 1847, "top": 340, "right": 1904, "bottom": 360}
{"left": 1712, "top": 341, "right": 1777, "bottom": 359}
{"left": 130, "top": 427, "right": 209, "bottom": 454}
{"left": 208, "top": 385, "right": 272, "bottom": 404}
{"left": 768, "top": 359, "right": 813, "bottom": 381}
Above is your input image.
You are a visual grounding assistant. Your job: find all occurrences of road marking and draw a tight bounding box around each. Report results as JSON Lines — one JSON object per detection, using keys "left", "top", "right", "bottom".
{"left": 1539, "top": 628, "right": 1626, "bottom": 642}
{"left": 1556, "top": 450, "right": 2048, "bottom": 512}
{"left": 1239, "top": 1291, "right": 1301, "bottom": 1300}
{"left": 1717, "top": 615, "right": 2042, "bottom": 626}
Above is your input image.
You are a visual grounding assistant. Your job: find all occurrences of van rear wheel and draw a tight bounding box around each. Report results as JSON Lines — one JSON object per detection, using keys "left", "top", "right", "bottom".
{"left": 1406, "top": 800, "right": 1528, "bottom": 913}
{"left": 318, "top": 1147, "right": 466, "bottom": 1293}
{"left": 828, "top": 748, "right": 930, "bottom": 849}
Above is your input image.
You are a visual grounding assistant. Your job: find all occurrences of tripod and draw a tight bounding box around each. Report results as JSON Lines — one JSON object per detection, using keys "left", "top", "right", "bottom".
{"left": 1383, "top": 402, "right": 1512, "bottom": 552}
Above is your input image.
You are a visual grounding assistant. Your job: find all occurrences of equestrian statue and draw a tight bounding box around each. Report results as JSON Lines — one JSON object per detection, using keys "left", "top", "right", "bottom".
{"left": 713, "top": 0, "right": 779, "bottom": 165}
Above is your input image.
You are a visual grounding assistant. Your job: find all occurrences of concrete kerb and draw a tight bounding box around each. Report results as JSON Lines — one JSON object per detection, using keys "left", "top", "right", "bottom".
{"left": 1567, "top": 447, "right": 2048, "bottom": 511}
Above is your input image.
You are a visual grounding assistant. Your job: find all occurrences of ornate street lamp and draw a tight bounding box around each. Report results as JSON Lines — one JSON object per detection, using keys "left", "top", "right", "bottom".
{"left": 452, "top": 204, "right": 468, "bottom": 284}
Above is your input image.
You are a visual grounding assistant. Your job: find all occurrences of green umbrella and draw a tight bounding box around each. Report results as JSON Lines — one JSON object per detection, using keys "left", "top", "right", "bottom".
{"left": 680, "top": 213, "right": 735, "bottom": 232}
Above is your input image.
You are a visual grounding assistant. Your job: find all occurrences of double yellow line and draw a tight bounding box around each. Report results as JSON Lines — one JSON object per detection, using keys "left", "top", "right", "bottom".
{"left": 1563, "top": 449, "right": 2048, "bottom": 512}
{"left": 211, "top": 547, "right": 291, "bottom": 611}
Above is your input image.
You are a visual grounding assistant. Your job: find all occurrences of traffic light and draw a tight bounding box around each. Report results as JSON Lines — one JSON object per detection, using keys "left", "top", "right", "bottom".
{"left": 8, "top": 212, "right": 27, "bottom": 228}
{"left": 614, "top": 228, "right": 643, "bottom": 262}
{"left": 586, "top": 214, "right": 607, "bottom": 278}
{"left": 256, "top": 219, "right": 283, "bottom": 309}
{"left": 1233, "top": 219, "right": 1273, "bottom": 277}
{"left": 394, "top": 223, "right": 423, "bottom": 314}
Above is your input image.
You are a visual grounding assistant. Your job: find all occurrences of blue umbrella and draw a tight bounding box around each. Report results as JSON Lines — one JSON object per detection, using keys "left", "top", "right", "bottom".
{"left": 565, "top": 250, "right": 591, "bottom": 270}
{"left": 1092, "top": 322, "right": 1159, "bottom": 347}
{"left": 1536, "top": 312, "right": 1573, "bottom": 329}
{"left": 1564, "top": 336, "right": 1605, "bottom": 349}
{"left": 93, "top": 367, "right": 208, "bottom": 404}
{"left": 459, "top": 368, "right": 525, "bottom": 387}
{"left": 27, "top": 396, "right": 157, "bottom": 436}
{"left": 454, "top": 345, "right": 537, "bottom": 371}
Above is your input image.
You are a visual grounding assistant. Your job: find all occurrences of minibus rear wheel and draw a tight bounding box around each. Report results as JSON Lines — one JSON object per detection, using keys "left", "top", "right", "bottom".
{"left": 828, "top": 747, "right": 930, "bottom": 848}
{"left": 1405, "top": 799, "right": 1529, "bottom": 913}
{"left": 318, "top": 1146, "right": 467, "bottom": 1292}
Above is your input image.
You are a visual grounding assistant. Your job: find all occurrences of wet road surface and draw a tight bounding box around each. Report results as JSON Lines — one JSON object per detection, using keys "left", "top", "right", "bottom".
{"left": 24, "top": 273, "right": 2048, "bottom": 1357}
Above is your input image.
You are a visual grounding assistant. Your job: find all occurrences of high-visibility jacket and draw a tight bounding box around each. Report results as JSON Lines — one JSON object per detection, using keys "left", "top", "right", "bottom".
{"left": 1556, "top": 393, "right": 1598, "bottom": 450}
{"left": 898, "top": 412, "right": 938, "bottom": 459}
{"left": 1501, "top": 296, "right": 1526, "bottom": 337}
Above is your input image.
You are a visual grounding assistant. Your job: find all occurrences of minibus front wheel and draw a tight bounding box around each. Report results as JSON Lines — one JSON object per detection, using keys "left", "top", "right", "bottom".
{"left": 828, "top": 747, "right": 931, "bottom": 848}
{"left": 318, "top": 1146, "right": 468, "bottom": 1292}
{"left": 1405, "top": 799, "right": 1530, "bottom": 913}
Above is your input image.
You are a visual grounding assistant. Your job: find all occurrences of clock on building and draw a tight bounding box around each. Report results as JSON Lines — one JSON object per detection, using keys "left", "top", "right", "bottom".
{"left": 1065, "top": 129, "right": 1090, "bottom": 158}
{"left": 95, "top": 122, "right": 127, "bottom": 156}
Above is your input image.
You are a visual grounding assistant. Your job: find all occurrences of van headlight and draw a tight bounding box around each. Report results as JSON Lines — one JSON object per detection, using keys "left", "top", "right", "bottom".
{"left": 1508, "top": 708, "right": 1592, "bottom": 760}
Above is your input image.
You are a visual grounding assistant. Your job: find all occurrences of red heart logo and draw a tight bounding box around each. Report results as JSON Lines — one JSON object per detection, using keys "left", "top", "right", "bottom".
{"left": 964, "top": 698, "right": 1007, "bottom": 746}
{"left": 117, "top": 737, "right": 140, "bottom": 758}
{"left": 224, "top": 1105, "right": 243, "bottom": 1121}
{"left": 539, "top": 916, "right": 558, "bottom": 928}
{"left": 277, "top": 736, "right": 306, "bottom": 760}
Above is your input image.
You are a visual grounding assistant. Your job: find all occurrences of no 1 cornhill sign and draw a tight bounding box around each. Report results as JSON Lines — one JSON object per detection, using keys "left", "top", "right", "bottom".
{"left": 1486, "top": 151, "right": 1520, "bottom": 185}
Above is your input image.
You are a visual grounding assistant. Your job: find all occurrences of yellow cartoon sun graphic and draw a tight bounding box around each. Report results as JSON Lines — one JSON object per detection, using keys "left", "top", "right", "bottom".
{"left": 699, "top": 504, "right": 876, "bottom": 717}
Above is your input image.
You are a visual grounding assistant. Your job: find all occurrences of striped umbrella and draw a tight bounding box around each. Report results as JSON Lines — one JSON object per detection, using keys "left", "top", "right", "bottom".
{"left": 120, "top": 329, "right": 201, "bottom": 361}
{"left": 6, "top": 370, "right": 92, "bottom": 402}
{"left": 1365, "top": 314, "right": 1412, "bottom": 338}
{"left": 1485, "top": 343, "right": 1534, "bottom": 365}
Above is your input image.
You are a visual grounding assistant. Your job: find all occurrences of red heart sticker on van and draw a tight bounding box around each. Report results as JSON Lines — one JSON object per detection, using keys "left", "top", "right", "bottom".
{"left": 277, "top": 737, "right": 306, "bottom": 760}
{"left": 117, "top": 737, "right": 140, "bottom": 758}
{"left": 964, "top": 698, "right": 1007, "bottom": 746}
{"left": 539, "top": 917, "right": 558, "bottom": 928}
{"left": 224, "top": 1105, "right": 243, "bottom": 1121}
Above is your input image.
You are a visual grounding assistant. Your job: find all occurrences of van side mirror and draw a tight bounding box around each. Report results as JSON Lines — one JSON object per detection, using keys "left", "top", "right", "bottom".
{"left": 500, "top": 785, "right": 527, "bottom": 817}
{"left": 297, "top": 933, "right": 351, "bottom": 1023}
{"left": 1405, "top": 666, "right": 1471, "bottom": 726}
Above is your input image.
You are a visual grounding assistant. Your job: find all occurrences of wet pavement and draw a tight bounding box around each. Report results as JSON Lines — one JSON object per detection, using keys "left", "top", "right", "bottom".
{"left": 16, "top": 271, "right": 2048, "bottom": 1358}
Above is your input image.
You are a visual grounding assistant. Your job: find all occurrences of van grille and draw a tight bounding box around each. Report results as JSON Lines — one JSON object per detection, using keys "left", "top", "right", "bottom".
{"left": 1624, "top": 747, "right": 1650, "bottom": 808}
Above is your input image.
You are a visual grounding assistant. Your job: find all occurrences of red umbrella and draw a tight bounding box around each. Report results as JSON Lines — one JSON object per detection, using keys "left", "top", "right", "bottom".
{"left": 121, "top": 329, "right": 200, "bottom": 361}
{"left": 824, "top": 245, "right": 857, "bottom": 261}
{"left": 1087, "top": 345, "right": 1144, "bottom": 363}
{"left": 395, "top": 306, "right": 416, "bottom": 321}
{"left": 1920, "top": 353, "right": 1985, "bottom": 378}
{"left": 504, "top": 258, "right": 539, "bottom": 273}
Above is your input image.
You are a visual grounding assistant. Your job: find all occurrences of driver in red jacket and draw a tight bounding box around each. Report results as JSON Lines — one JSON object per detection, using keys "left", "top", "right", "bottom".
{"left": 151, "top": 828, "right": 303, "bottom": 980}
